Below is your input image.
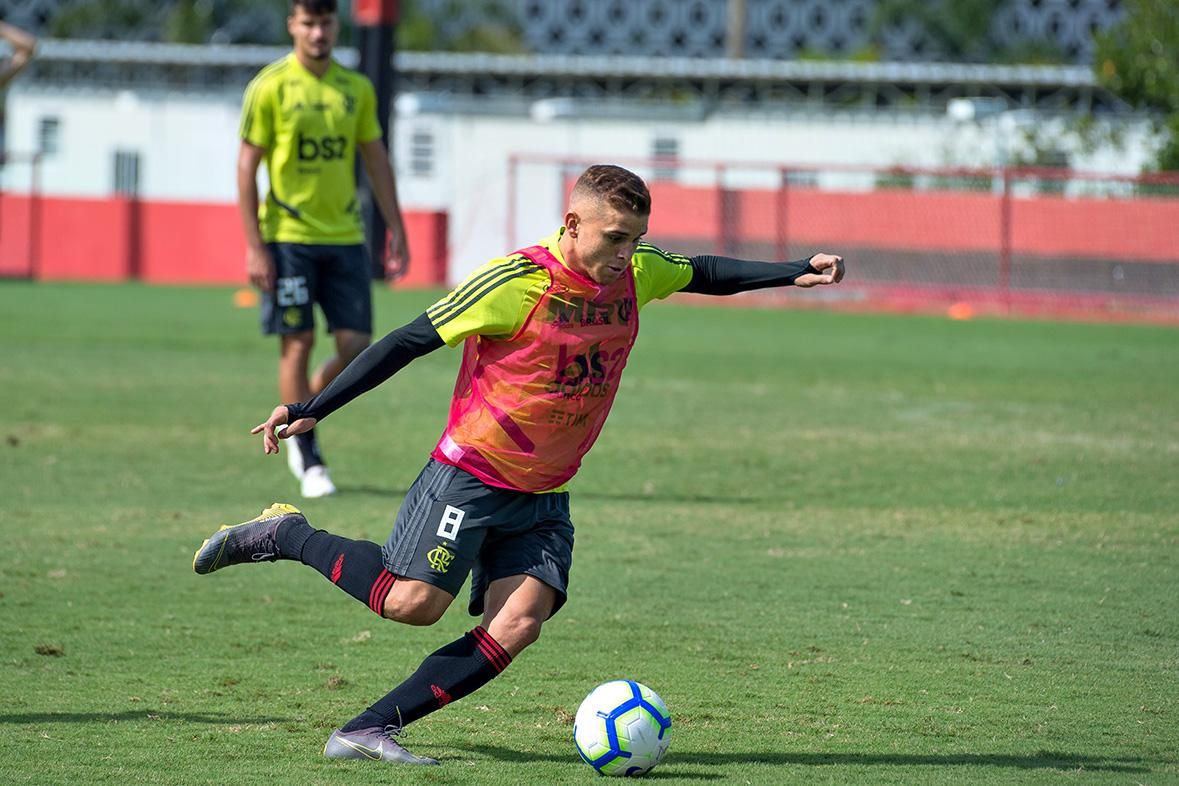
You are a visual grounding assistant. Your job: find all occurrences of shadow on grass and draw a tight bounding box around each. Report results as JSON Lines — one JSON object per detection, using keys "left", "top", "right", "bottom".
{"left": 674, "top": 751, "right": 1149, "bottom": 773}
{"left": 0, "top": 711, "right": 289, "bottom": 725}
{"left": 462, "top": 745, "right": 1148, "bottom": 774}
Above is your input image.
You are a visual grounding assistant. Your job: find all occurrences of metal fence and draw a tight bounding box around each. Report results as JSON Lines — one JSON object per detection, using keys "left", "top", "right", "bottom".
{"left": 2, "top": 0, "right": 1125, "bottom": 63}
{"left": 508, "top": 154, "right": 1179, "bottom": 324}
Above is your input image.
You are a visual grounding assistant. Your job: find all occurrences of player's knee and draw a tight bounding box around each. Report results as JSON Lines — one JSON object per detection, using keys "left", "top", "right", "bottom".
{"left": 493, "top": 613, "right": 544, "bottom": 655}
{"left": 382, "top": 597, "right": 445, "bottom": 626}
{"left": 337, "top": 332, "right": 370, "bottom": 363}
{"left": 381, "top": 582, "right": 450, "bottom": 626}
{"left": 280, "top": 331, "right": 315, "bottom": 358}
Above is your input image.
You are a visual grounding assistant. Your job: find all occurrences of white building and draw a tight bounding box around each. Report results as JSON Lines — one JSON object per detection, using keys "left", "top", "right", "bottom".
{"left": 1, "top": 41, "right": 1166, "bottom": 296}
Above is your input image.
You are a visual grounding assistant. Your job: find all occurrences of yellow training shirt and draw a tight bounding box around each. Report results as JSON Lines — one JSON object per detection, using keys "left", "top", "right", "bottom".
{"left": 240, "top": 54, "right": 383, "bottom": 244}
{"left": 427, "top": 228, "right": 695, "bottom": 347}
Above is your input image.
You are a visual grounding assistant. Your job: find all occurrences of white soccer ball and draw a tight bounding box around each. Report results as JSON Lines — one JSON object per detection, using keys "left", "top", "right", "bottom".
{"left": 573, "top": 680, "right": 672, "bottom": 777}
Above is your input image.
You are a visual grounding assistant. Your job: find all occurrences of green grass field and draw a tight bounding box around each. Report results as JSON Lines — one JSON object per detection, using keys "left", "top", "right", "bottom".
{"left": 1, "top": 281, "right": 1176, "bottom": 785}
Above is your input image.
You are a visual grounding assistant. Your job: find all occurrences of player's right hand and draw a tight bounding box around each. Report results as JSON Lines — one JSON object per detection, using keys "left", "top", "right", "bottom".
{"left": 251, "top": 405, "right": 317, "bottom": 455}
{"left": 247, "top": 245, "right": 276, "bottom": 292}
{"left": 795, "top": 253, "right": 845, "bottom": 287}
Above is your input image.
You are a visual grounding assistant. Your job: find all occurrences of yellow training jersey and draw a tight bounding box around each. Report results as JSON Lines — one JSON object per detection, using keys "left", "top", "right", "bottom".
{"left": 427, "top": 228, "right": 695, "bottom": 347}
{"left": 240, "top": 54, "right": 383, "bottom": 244}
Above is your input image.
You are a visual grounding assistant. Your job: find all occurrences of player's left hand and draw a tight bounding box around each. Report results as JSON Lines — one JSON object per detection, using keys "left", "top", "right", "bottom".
{"left": 385, "top": 233, "right": 410, "bottom": 281}
{"left": 795, "top": 253, "right": 845, "bottom": 287}
{"left": 250, "top": 405, "right": 317, "bottom": 455}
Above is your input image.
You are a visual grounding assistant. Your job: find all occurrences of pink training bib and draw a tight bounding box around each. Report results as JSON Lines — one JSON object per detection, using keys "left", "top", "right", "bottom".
{"left": 432, "top": 245, "right": 639, "bottom": 492}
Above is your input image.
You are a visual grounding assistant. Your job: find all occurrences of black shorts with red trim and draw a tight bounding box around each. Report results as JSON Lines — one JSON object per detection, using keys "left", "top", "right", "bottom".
{"left": 382, "top": 459, "right": 574, "bottom": 618}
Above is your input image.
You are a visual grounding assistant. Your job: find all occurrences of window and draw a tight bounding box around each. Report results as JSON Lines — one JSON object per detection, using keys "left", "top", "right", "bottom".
{"left": 410, "top": 127, "right": 434, "bottom": 177}
{"left": 38, "top": 117, "right": 60, "bottom": 155}
{"left": 113, "top": 150, "right": 141, "bottom": 196}
{"left": 652, "top": 136, "right": 679, "bottom": 180}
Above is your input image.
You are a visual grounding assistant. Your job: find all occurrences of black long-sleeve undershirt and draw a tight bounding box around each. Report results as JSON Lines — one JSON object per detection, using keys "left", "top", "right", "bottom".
{"left": 683, "top": 254, "right": 818, "bottom": 295}
{"left": 286, "top": 311, "right": 444, "bottom": 424}
{"left": 286, "top": 253, "right": 817, "bottom": 424}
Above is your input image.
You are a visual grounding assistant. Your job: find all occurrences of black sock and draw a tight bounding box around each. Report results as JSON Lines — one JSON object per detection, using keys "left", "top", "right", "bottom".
{"left": 341, "top": 626, "right": 512, "bottom": 732}
{"left": 294, "top": 429, "right": 324, "bottom": 469}
{"left": 277, "top": 521, "right": 395, "bottom": 615}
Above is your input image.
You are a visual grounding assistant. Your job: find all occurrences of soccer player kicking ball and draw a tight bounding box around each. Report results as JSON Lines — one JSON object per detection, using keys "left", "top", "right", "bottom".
{"left": 194, "top": 164, "right": 845, "bottom": 766}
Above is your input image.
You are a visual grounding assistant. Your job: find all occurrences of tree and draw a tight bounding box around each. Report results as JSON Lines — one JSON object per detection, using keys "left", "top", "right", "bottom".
{"left": 1094, "top": 0, "right": 1179, "bottom": 170}
{"left": 48, "top": 0, "right": 160, "bottom": 40}
{"left": 48, "top": 0, "right": 290, "bottom": 44}
{"left": 871, "top": 0, "right": 1066, "bottom": 63}
{"left": 164, "top": 0, "right": 213, "bottom": 44}
{"left": 397, "top": 0, "right": 526, "bottom": 54}
{"left": 873, "top": 0, "right": 996, "bottom": 61}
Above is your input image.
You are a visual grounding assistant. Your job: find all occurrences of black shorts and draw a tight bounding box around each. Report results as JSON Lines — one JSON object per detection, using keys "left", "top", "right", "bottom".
{"left": 260, "top": 242, "right": 373, "bottom": 335}
{"left": 382, "top": 459, "right": 575, "bottom": 618}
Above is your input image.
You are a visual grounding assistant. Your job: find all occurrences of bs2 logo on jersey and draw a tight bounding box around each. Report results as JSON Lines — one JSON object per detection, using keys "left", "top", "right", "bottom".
{"left": 298, "top": 132, "right": 348, "bottom": 161}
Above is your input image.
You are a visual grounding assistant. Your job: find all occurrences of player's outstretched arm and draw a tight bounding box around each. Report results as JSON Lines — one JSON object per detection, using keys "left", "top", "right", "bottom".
{"left": 683, "top": 252, "right": 845, "bottom": 295}
{"left": 250, "top": 312, "right": 444, "bottom": 455}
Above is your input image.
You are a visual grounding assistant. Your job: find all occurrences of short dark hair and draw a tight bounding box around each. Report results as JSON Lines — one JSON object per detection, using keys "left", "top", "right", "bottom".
{"left": 571, "top": 164, "right": 651, "bottom": 216}
{"left": 291, "top": 0, "right": 337, "bottom": 14}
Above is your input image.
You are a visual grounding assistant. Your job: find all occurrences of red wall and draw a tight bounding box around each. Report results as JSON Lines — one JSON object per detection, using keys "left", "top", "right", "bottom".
{"left": 4, "top": 185, "right": 1178, "bottom": 287}
{"left": 645, "top": 184, "right": 1179, "bottom": 262}
{"left": 0, "top": 194, "right": 449, "bottom": 286}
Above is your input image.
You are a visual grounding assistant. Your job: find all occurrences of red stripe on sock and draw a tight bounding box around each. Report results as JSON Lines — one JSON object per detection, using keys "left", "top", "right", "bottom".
{"left": 478, "top": 641, "right": 508, "bottom": 672}
{"left": 368, "top": 570, "right": 397, "bottom": 615}
{"left": 470, "top": 626, "right": 512, "bottom": 672}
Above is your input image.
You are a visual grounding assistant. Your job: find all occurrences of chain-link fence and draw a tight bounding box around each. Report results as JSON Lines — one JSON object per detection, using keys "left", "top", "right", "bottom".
{"left": 1, "top": 0, "right": 1125, "bottom": 62}
{"left": 509, "top": 154, "right": 1179, "bottom": 323}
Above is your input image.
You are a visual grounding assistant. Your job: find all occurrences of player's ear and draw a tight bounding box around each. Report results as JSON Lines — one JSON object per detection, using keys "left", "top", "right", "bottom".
{"left": 564, "top": 211, "right": 579, "bottom": 238}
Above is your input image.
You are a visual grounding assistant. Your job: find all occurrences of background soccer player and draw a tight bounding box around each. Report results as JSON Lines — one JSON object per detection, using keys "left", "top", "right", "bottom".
{"left": 238, "top": 0, "right": 410, "bottom": 498}
{"left": 196, "top": 164, "right": 845, "bottom": 765}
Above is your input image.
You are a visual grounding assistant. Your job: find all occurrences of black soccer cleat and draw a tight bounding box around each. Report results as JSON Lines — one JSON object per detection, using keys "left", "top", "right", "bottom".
{"left": 323, "top": 726, "right": 440, "bottom": 766}
{"left": 192, "top": 503, "right": 304, "bottom": 575}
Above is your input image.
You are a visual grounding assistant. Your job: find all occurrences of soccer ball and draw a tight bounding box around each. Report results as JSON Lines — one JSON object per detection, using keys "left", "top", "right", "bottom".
{"left": 573, "top": 680, "right": 672, "bottom": 777}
